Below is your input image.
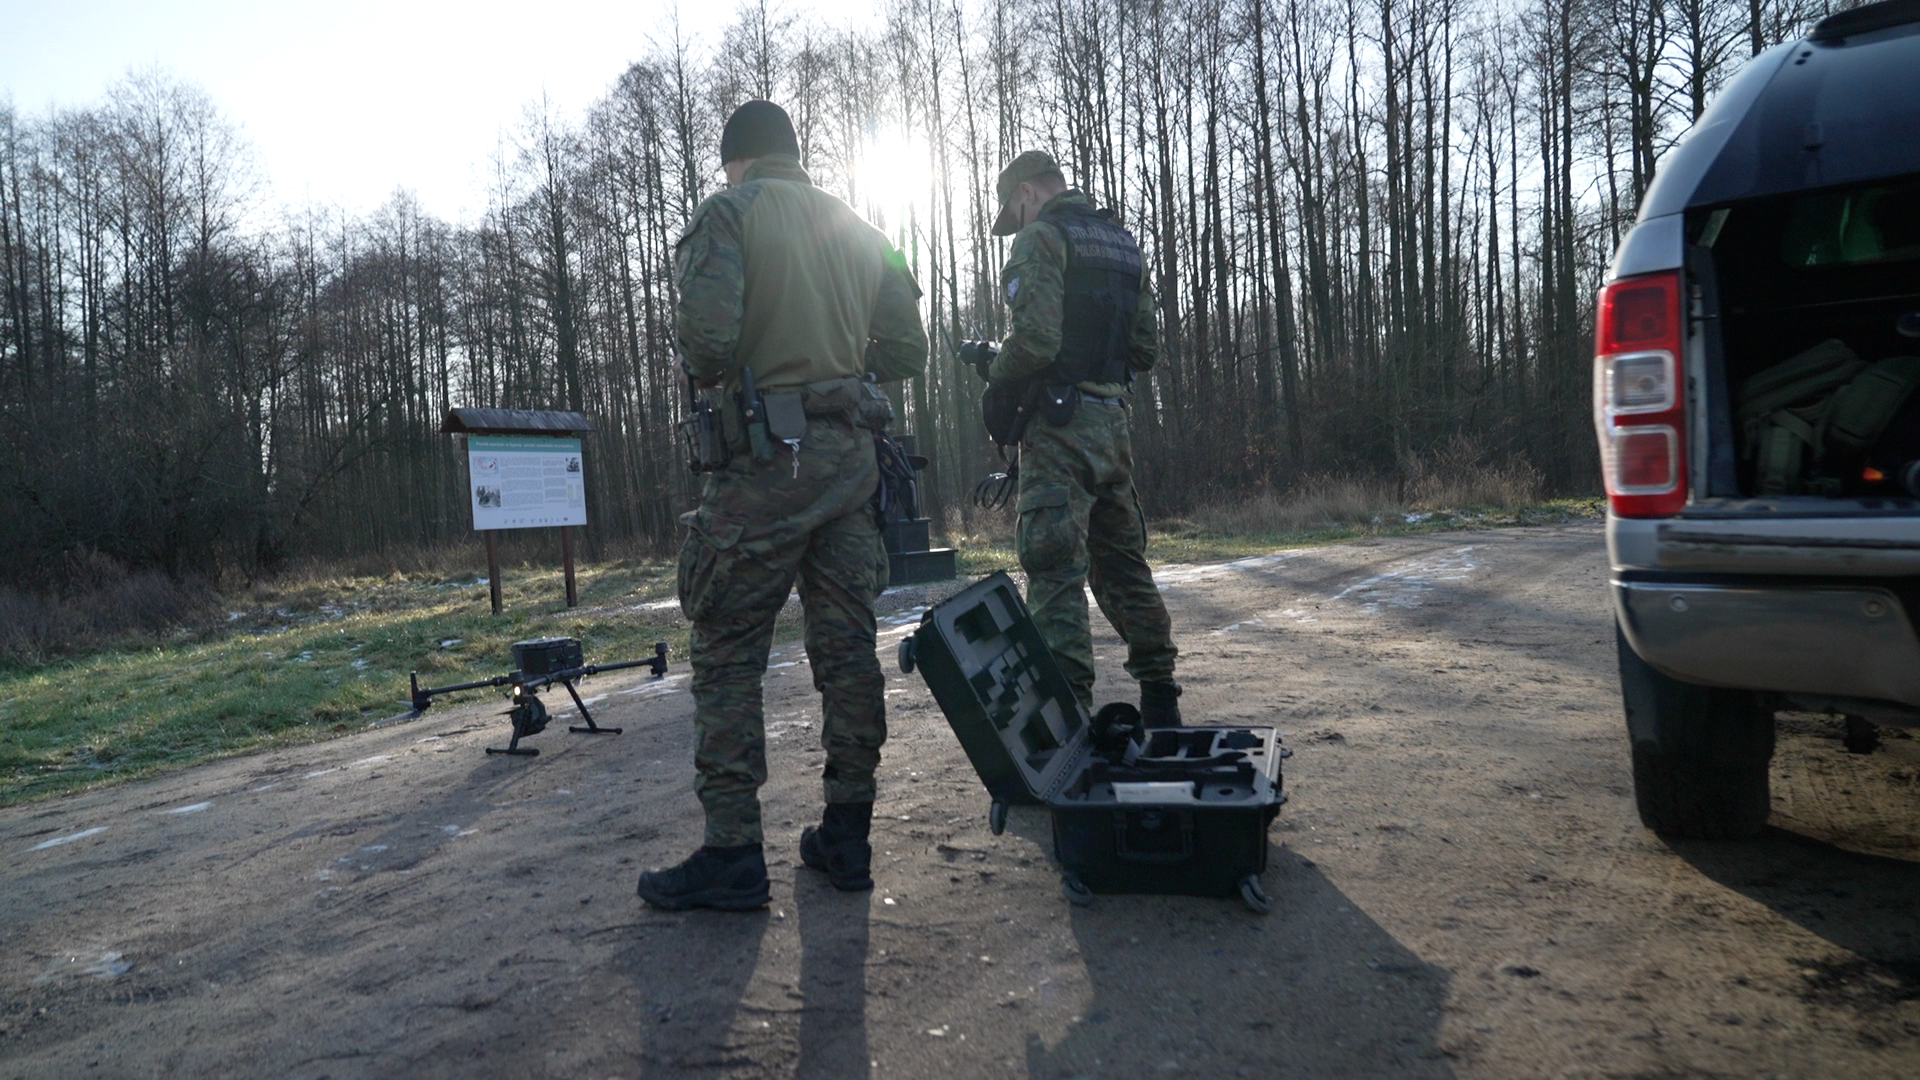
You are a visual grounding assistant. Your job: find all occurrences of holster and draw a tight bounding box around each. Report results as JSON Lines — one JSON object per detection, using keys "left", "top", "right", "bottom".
{"left": 982, "top": 379, "right": 1042, "bottom": 448}
{"left": 679, "top": 392, "right": 732, "bottom": 473}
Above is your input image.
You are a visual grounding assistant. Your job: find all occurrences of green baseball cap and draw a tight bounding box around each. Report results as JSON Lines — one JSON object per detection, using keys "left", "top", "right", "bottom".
{"left": 992, "top": 150, "right": 1062, "bottom": 236}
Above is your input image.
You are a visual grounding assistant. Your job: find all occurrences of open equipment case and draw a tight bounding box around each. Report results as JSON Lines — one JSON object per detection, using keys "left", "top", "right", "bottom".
{"left": 898, "top": 572, "right": 1287, "bottom": 912}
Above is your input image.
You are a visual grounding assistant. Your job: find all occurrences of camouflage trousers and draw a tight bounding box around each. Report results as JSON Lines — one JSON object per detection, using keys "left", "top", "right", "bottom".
{"left": 1015, "top": 395, "right": 1177, "bottom": 710}
{"left": 678, "top": 415, "right": 889, "bottom": 848}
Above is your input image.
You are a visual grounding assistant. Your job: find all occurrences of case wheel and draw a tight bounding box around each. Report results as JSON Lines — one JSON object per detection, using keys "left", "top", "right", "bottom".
{"left": 897, "top": 636, "right": 917, "bottom": 674}
{"left": 1239, "top": 874, "right": 1273, "bottom": 914}
{"left": 988, "top": 800, "right": 1008, "bottom": 835}
{"left": 1062, "top": 874, "right": 1094, "bottom": 907}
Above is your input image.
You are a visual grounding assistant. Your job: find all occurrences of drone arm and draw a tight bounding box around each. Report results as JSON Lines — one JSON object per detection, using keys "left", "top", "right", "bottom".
{"left": 410, "top": 671, "right": 514, "bottom": 711}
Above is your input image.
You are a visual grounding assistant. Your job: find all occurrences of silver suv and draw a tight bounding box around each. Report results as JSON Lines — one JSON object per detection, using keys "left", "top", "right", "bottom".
{"left": 1598, "top": 0, "right": 1920, "bottom": 839}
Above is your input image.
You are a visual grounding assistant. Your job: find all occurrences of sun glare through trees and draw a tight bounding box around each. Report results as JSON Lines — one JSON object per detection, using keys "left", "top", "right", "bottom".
{"left": 852, "top": 127, "right": 934, "bottom": 239}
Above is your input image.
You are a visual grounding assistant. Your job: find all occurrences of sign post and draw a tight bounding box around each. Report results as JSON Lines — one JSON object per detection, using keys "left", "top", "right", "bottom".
{"left": 561, "top": 526, "right": 577, "bottom": 607}
{"left": 486, "top": 531, "right": 502, "bottom": 614}
{"left": 441, "top": 409, "right": 596, "bottom": 614}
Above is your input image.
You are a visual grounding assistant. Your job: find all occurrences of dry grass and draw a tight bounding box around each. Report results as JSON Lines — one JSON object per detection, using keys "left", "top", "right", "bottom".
{"left": 1189, "top": 477, "right": 1401, "bottom": 534}
{"left": 1401, "top": 437, "right": 1546, "bottom": 511}
{"left": 0, "top": 549, "right": 221, "bottom": 665}
{"left": 267, "top": 530, "right": 670, "bottom": 587}
{"left": 1191, "top": 440, "right": 1546, "bottom": 536}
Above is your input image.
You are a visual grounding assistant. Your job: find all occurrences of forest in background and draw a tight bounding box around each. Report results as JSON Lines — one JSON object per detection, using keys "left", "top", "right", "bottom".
{"left": 0, "top": 0, "right": 1859, "bottom": 588}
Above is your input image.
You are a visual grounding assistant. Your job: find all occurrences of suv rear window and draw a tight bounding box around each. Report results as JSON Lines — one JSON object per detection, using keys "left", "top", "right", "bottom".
{"left": 1778, "top": 178, "right": 1920, "bottom": 266}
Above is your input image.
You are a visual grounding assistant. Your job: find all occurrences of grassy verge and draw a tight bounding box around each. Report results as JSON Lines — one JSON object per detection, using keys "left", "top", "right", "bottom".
{"left": 0, "top": 560, "right": 687, "bottom": 806}
{"left": 0, "top": 498, "right": 1599, "bottom": 807}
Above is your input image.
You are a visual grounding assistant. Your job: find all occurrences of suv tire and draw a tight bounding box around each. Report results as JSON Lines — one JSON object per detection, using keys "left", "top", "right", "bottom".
{"left": 1616, "top": 623, "right": 1775, "bottom": 840}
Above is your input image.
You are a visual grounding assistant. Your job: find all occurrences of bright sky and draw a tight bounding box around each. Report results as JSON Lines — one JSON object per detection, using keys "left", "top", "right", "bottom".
{"left": 0, "top": 0, "right": 880, "bottom": 223}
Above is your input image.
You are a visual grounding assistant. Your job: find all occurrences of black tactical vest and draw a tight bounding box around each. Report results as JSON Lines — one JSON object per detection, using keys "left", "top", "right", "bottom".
{"left": 1038, "top": 200, "right": 1143, "bottom": 386}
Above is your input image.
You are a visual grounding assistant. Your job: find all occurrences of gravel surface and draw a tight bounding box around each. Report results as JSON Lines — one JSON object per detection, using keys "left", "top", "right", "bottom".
{"left": 3, "top": 520, "right": 1918, "bottom": 1078}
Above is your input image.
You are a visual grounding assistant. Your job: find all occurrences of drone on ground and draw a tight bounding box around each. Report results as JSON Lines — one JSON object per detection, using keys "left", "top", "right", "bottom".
{"left": 395, "top": 637, "right": 669, "bottom": 756}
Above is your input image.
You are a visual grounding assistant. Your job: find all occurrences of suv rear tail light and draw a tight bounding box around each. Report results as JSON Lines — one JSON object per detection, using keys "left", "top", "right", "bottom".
{"left": 1594, "top": 270, "right": 1686, "bottom": 516}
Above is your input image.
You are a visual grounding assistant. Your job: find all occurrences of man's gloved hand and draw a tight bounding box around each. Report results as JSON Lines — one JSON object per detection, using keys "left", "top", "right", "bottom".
{"left": 956, "top": 340, "right": 1000, "bottom": 381}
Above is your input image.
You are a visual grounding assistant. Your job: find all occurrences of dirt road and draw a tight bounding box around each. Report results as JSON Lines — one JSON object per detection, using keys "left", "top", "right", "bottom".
{"left": 4, "top": 521, "right": 1919, "bottom": 1078}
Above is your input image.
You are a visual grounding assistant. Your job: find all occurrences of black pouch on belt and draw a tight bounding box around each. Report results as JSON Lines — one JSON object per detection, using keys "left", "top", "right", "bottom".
{"left": 1039, "top": 383, "right": 1078, "bottom": 427}
{"left": 762, "top": 391, "right": 808, "bottom": 443}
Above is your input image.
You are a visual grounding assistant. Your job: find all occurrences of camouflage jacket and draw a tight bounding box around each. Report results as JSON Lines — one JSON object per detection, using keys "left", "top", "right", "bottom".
{"left": 676, "top": 154, "right": 926, "bottom": 389}
{"left": 989, "top": 190, "right": 1158, "bottom": 397}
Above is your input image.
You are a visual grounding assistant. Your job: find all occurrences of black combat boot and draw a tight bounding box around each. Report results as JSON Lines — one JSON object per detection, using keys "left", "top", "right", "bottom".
{"left": 636, "top": 844, "right": 770, "bottom": 911}
{"left": 1140, "top": 680, "right": 1184, "bottom": 728}
{"left": 799, "top": 802, "right": 874, "bottom": 891}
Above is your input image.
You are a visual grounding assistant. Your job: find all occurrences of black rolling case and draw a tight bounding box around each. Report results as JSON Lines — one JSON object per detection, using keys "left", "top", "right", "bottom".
{"left": 898, "top": 572, "right": 1287, "bottom": 912}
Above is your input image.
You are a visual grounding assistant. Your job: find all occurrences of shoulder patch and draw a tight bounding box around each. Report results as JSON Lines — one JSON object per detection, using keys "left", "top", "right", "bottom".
{"left": 1007, "top": 277, "right": 1020, "bottom": 300}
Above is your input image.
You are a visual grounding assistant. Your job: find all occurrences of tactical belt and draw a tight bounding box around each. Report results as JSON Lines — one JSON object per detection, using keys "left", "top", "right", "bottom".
{"left": 1079, "top": 391, "right": 1125, "bottom": 407}
{"left": 794, "top": 375, "right": 866, "bottom": 418}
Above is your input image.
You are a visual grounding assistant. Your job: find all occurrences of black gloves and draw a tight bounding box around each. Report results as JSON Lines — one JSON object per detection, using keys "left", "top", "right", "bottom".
{"left": 956, "top": 340, "right": 1000, "bottom": 381}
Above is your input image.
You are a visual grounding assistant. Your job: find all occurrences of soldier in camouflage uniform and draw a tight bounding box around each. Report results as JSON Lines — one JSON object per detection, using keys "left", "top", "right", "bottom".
{"left": 637, "top": 101, "right": 927, "bottom": 911}
{"left": 980, "top": 150, "right": 1182, "bottom": 725}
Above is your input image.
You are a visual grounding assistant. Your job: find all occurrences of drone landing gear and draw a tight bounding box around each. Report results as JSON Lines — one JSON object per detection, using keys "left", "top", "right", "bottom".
{"left": 483, "top": 680, "right": 625, "bottom": 755}
{"left": 487, "top": 692, "right": 550, "bottom": 756}
{"left": 561, "top": 677, "right": 623, "bottom": 736}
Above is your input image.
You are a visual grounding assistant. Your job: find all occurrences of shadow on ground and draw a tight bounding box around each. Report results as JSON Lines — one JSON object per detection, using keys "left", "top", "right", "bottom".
{"left": 794, "top": 875, "right": 873, "bottom": 1078}
{"left": 1674, "top": 827, "right": 1920, "bottom": 1041}
{"left": 625, "top": 908, "right": 771, "bottom": 1076}
{"left": 1001, "top": 803, "right": 1455, "bottom": 1078}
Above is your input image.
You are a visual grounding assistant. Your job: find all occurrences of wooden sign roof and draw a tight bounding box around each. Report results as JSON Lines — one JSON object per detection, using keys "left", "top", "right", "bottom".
{"left": 440, "top": 408, "right": 595, "bottom": 436}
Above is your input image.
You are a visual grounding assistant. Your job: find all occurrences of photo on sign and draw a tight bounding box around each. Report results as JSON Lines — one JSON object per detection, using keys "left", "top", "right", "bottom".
{"left": 475, "top": 486, "right": 502, "bottom": 508}
{"left": 566, "top": 456, "right": 581, "bottom": 473}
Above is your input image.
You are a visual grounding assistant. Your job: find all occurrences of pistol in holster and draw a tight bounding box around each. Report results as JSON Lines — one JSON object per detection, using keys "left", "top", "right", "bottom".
{"left": 678, "top": 364, "right": 732, "bottom": 474}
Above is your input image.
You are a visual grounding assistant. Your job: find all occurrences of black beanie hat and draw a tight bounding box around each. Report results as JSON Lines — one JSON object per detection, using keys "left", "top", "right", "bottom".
{"left": 720, "top": 101, "right": 800, "bottom": 164}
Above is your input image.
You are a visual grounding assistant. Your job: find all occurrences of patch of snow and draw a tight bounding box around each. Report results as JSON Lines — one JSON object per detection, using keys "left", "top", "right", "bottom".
{"left": 1328, "top": 546, "right": 1478, "bottom": 613}
{"left": 1155, "top": 550, "right": 1306, "bottom": 589}
{"left": 879, "top": 606, "right": 929, "bottom": 627}
{"left": 615, "top": 673, "right": 687, "bottom": 697}
{"left": 29, "top": 826, "right": 107, "bottom": 851}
